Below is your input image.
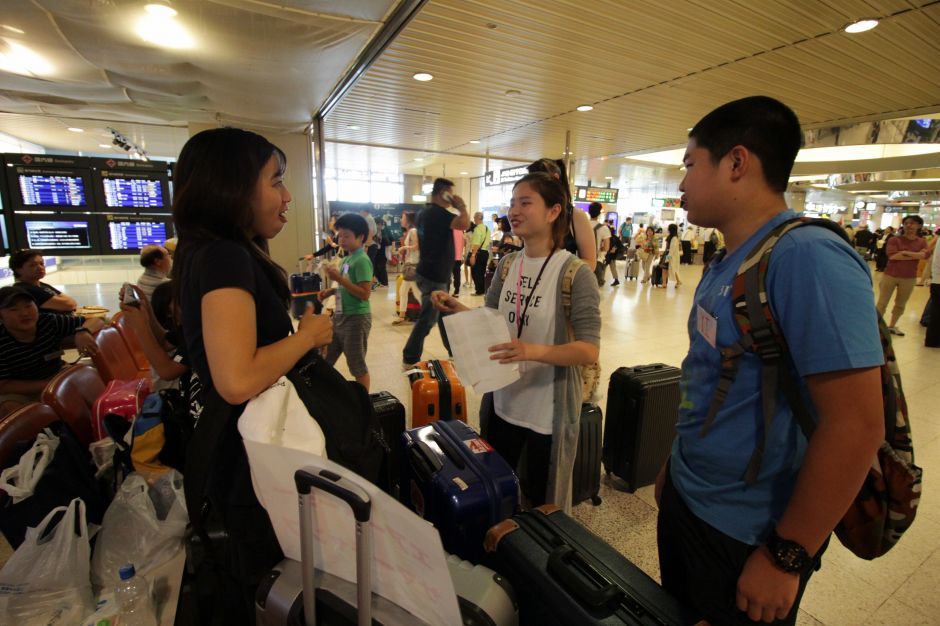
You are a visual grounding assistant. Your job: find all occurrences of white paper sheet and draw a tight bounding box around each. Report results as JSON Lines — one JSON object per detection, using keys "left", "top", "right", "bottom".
{"left": 442, "top": 307, "right": 520, "bottom": 394}
{"left": 239, "top": 441, "right": 461, "bottom": 626}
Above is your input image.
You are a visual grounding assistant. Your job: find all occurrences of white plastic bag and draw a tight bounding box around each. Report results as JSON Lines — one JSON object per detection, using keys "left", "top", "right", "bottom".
{"left": 0, "top": 428, "right": 59, "bottom": 503}
{"left": 90, "top": 470, "right": 188, "bottom": 587}
{"left": 238, "top": 376, "right": 327, "bottom": 454}
{"left": 0, "top": 497, "right": 94, "bottom": 623}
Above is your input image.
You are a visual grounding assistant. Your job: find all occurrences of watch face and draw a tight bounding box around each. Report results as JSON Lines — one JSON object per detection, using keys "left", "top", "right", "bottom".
{"left": 769, "top": 533, "right": 812, "bottom": 574}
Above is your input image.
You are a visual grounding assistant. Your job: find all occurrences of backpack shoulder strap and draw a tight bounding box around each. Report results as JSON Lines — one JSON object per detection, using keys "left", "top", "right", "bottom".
{"left": 498, "top": 251, "right": 519, "bottom": 282}
{"left": 561, "top": 256, "right": 586, "bottom": 324}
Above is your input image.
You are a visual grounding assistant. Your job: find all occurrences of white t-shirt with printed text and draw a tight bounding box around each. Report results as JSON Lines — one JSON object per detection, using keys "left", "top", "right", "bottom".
{"left": 493, "top": 251, "right": 570, "bottom": 435}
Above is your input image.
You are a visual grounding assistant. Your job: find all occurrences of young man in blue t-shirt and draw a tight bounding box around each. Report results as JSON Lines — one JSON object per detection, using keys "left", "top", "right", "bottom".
{"left": 319, "top": 214, "right": 374, "bottom": 390}
{"left": 655, "top": 96, "right": 885, "bottom": 625}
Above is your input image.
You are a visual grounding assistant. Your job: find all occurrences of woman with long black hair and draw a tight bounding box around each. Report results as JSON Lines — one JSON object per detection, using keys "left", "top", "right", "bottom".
{"left": 172, "top": 127, "right": 333, "bottom": 623}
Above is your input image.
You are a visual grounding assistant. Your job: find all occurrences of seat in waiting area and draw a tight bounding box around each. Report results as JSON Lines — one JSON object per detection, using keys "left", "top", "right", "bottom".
{"left": 0, "top": 402, "right": 60, "bottom": 473}
{"left": 111, "top": 311, "right": 151, "bottom": 374}
{"left": 41, "top": 364, "right": 105, "bottom": 447}
{"left": 92, "top": 326, "right": 148, "bottom": 383}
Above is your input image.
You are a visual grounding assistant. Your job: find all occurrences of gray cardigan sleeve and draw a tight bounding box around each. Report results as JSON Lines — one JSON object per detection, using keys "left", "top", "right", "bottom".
{"left": 568, "top": 262, "right": 601, "bottom": 346}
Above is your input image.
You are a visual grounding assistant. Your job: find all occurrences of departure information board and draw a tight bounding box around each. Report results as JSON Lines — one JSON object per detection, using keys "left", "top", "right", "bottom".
{"left": 102, "top": 177, "right": 165, "bottom": 209}
{"left": 575, "top": 187, "right": 619, "bottom": 203}
{"left": 19, "top": 174, "right": 87, "bottom": 207}
{"left": 23, "top": 219, "right": 93, "bottom": 250}
{"left": 106, "top": 218, "right": 167, "bottom": 250}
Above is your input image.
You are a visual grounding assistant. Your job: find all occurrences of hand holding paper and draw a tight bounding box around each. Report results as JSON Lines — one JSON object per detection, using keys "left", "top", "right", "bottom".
{"left": 442, "top": 307, "right": 520, "bottom": 394}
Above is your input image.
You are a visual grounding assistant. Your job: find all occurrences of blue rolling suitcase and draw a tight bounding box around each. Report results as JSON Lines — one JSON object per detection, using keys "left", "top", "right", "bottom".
{"left": 401, "top": 420, "right": 519, "bottom": 563}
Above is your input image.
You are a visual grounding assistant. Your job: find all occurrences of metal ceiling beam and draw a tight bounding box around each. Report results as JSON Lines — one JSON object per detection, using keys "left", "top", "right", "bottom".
{"left": 316, "top": 0, "right": 428, "bottom": 120}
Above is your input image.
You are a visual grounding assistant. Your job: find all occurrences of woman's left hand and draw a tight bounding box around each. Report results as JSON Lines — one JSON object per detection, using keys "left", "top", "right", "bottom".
{"left": 489, "top": 338, "right": 540, "bottom": 364}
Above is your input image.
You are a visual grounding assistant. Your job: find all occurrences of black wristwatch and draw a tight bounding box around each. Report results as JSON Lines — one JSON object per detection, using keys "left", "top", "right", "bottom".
{"left": 765, "top": 528, "right": 814, "bottom": 575}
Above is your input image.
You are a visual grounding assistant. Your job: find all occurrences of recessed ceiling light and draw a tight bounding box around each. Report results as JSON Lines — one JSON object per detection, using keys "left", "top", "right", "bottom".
{"left": 844, "top": 19, "right": 878, "bottom": 33}
{"left": 145, "top": 3, "right": 178, "bottom": 18}
{"left": 67, "top": 127, "right": 84, "bottom": 133}
{"left": 485, "top": 22, "right": 498, "bottom": 29}
{"left": 98, "top": 144, "right": 111, "bottom": 148}
{"left": 605, "top": 176, "right": 613, "bottom": 179}
{"left": 346, "top": 124, "right": 360, "bottom": 130}
{"left": 469, "top": 140, "right": 480, "bottom": 144}
{"left": 460, "top": 171, "right": 469, "bottom": 175}
{"left": 2, "top": 24, "right": 25, "bottom": 34}
{"left": 505, "top": 89, "right": 521, "bottom": 97}
{"left": 413, "top": 72, "right": 433, "bottom": 82}
{"left": 576, "top": 105, "right": 594, "bottom": 112}
{"left": 415, "top": 157, "right": 424, "bottom": 162}
{"left": 686, "top": 127, "right": 693, "bottom": 131}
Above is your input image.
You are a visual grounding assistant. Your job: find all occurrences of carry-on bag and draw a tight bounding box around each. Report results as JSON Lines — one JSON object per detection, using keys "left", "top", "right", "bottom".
{"left": 650, "top": 264, "right": 663, "bottom": 287}
{"left": 408, "top": 359, "right": 467, "bottom": 427}
{"left": 484, "top": 505, "right": 694, "bottom": 625}
{"left": 371, "top": 391, "right": 406, "bottom": 497}
{"left": 400, "top": 420, "right": 519, "bottom": 562}
{"left": 603, "top": 365, "right": 681, "bottom": 492}
{"left": 92, "top": 378, "right": 151, "bottom": 442}
{"left": 571, "top": 403, "right": 603, "bottom": 507}
{"left": 290, "top": 272, "right": 323, "bottom": 319}
{"left": 625, "top": 259, "right": 639, "bottom": 280}
{"left": 446, "top": 553, "right": 519, "bottom": 626}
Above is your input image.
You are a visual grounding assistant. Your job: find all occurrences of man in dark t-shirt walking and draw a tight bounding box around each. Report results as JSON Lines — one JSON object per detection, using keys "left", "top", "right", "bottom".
{"left": 402, "top": 178, "right": 470, "bottom": 368}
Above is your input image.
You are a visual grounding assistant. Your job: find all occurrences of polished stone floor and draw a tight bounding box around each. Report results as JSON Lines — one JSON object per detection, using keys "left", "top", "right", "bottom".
{"left": 6, "top": 259, "right": 939, "bottom": 625}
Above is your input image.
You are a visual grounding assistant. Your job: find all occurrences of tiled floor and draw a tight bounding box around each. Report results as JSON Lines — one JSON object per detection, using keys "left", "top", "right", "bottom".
{"left": 8, "top": 260, "right": 939, "bottom": 625}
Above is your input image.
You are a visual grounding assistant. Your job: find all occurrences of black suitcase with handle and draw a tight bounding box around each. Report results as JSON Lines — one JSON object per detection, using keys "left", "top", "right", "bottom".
{"left": 603, "top": 365, "right": 681, "bottom": 492}
{"left": 571, "top": 403, "right": 603, "bottom": 507}
{"left": 370, "top": 391, "right": 406, "bottom": 497}
{"left": 484, "top": 505, "right": 694, "bottom": 625}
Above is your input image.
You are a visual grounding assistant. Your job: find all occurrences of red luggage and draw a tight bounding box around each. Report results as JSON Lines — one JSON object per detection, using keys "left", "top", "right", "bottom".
{"left": 91, "top": 379, "right": 151, "bottom": 441}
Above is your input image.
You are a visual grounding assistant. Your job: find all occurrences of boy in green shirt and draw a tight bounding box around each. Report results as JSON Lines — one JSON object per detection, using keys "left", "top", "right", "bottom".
{"left": 319, "top": 214, "right": 374, "bottom": 390}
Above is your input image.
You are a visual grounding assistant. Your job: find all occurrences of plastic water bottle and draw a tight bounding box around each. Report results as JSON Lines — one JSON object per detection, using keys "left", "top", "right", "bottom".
{"left": 114, "top": 563, "right": 157, "bottom": 626}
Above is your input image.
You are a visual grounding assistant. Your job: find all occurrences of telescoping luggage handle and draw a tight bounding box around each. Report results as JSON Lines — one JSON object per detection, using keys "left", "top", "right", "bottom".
{"left": 294, "top": 467, "right": 373, "bottom": 626}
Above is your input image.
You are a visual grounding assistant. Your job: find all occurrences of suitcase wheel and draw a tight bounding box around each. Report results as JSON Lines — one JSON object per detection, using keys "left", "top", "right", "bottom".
{"left": 591, "top": 495, "right": 602, "bottom": 506}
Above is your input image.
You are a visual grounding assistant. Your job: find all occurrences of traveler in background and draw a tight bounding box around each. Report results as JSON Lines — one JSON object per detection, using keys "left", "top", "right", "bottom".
{"left": 589, "top": 202, "right": 611, "bottom": 287}
{"left": 606, "top": 227, "right": 624, "bottom": 286}
{"left": 137, "top": 244, "right": 172, "bottom": 298}
{"left": 372, "top": 218, "right": 390, "bottom": 288}
{"left": 495, "top": 216, "right": 522, "bottom": 257}
{"left": 0, "top": 286, "right": 103, "bottom": 418}
{"left": 702, "top": 226, "right": 720, "bottom": 264}
{"left": 9, "top": 249, "right": 78, "bottom": 313}
{"left": 916, "top": 228, "right": 937, "bottom": 286}
{"left": 401, "top": 178, "right": 470, "bottom": 368}
{"left": 619, "top": 216, "right": 634, "bottom": 248}
{"left": 394, "top": 211, "right": 421, "bottom": 325}
{"left": 926, "top": 230, "right": 940, "bottom": 347}
{"left": 639, "top": 226, "right": 658, "bottom": 283}
{"left": 875, "top": 225, "right": 894, "bottom": 272}
{"left": 657, "top": 95, "right": 884, "bottom": 626}
{"left": 662, "top": 223, "right": 682, "bottom": 288}
{"left": 680, "top": 223, "right": 695, "bottom": 264}
{"left": 527, "top": 158, "right": 597, "bottom": 271}
{"left": 853, "top": 223, "right": 874, "bottom": 257}
{"left": 877, "top": 214, "right": 928, "bottom": 336}
{"left": 319, "top": 214, "right": 374, "bottom": 391}
{"left": 358, "top": 209, "right": 380, "bottom": 290}
{"left": 431, "top": 172, "right": 600, "bottom": 511}
{"left": 119, "top": 282, "right": 188, "bottom": 392}
{"left": 172, "top": 128, "right": 334, "bottom": 622}
{"left": 469, "top": 211, "right": 492, "bottom": 295}
{"left": 311, "top": 214, "right": 340, "bottom": 258}
{"left": 462, "top": 224, "right": 474, "bottom": 289}
{"left": 843, "top": 222, "right": 855, "bottom": 243}
{"left": 452, "top": 227, "right": 464, "bottom": 297}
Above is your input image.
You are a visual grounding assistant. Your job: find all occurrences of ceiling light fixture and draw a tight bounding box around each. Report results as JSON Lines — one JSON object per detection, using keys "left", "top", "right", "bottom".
{"left": 412, "top": 72, "right": 433, "bottom": 82}
{"left": 145, "top": 2, "right": 178, "bottom": 18}
{"left": 844, "top": 19, "right": 879, "bottom": 33}
{"left": 415, "top": 157, "right": 424, "bottom": 162}
{"left": 469, "top": 140, "right": 480, "bottom": 144}
{"left": 67, "top": 127, "right": 84, "bottom": 133}
{"left": 1, "top": 25, "right": 25, "bottom": 35}
{"left": 605, "top": 176, "right": 613, "bottom": 180}
{"left": 98, "top": 144, "right": 111, "bottom": 148}
{"left": 136, "top": 2, "right": 194, "bottom": 49}
{"left": 346, "top": 124, "right": 360, "bottom": 130}
{"left": 576, "top": 105, "right": 594, "bottom": 112}
{"left": 460, "top": 171, "right": 469, "bottom": 175}
{"left": 0, "top": 40, "right": 54, "bottom": 76}
{"left": 505, "top": 89, "right": 521, "bottom": 97}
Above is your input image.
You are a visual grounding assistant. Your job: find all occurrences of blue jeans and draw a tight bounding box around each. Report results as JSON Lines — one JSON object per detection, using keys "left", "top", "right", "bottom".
{"left": 402, "top": 273, "right": 450, "bottom": 364}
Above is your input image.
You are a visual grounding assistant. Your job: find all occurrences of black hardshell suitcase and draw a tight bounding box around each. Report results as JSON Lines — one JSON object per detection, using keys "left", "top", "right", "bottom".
{"left": 571, "top": 403, "right": 602, "bottom": 507}
{"left": 484, "top": 505, "right": 694, "bottom": 625}
{"left": 370, "top": 391, "right": 406, "bottom": 497}
{"left": 603, "top": 365, "right": 681, "bottom": 492}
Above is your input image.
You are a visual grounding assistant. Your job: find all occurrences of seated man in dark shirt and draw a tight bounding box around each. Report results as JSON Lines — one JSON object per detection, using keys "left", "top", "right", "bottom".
{"left": 0, "top": 286, "right": 103, "bottom": 417}
{"left": 9, "top": 249, "right": 78, "bottom": 313}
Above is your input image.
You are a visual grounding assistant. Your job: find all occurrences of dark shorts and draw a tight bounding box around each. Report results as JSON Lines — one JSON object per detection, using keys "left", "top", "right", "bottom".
{"left": 657, "top": 470, "right": 825, "bottom": 625}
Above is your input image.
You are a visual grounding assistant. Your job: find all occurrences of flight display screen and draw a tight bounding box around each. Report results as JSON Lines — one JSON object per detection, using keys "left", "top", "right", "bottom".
{"left": 102, "top": 177, "right": 165, "bottom": 209}
{"left": 106, "top": 219, "right": 168, "bottom": 250}
{"left": 23, "top": 219, "right": 93, "bottom": 250}
{"left": 19, "top": 174, "right": 87, "bottom": 207}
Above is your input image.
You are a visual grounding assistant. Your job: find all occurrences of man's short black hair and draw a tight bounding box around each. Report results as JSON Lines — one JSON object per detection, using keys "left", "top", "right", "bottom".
{"left": 9, "top": 249, "right": 41, "bottom": 279}
{"left": 588, "top": 202, "right": 603, "bottom": 219}
{"left": 432, "top": 177, "right": 454, "bottom": 196}
{"left": 689, "top": 96, "right": 802, "bottom": 193}
{"left": 902, "top": 214, "right": 924, "bottom": 226}
{"left": 140, "top": 245, "right": 167, "bottom": 268}
{"left": 335, "top": 213, "right": 370, "bottom": 241}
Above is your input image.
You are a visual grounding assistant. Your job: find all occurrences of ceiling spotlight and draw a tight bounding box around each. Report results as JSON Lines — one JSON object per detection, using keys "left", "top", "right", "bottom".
{"left": 67, "top": 127, "right": 84, "bottom": 133}
{"left": 469, "top": 140, "right": 480, "bottom": 144}
{"left": 412, "top": 72, "right": 433, "bottom": 82}
{"left": 1, "top": 24, "right": 25, "bottom": 34}
{"left": 145, "top": 2, "right": 178, "bottom": 18}
{"left": 346, "top": 124, "right": 360, "bottom": 130}
{"left": 98, "top": 144, "right": 110, "bottom": 148}
{"left": 485, "top": 22, "right": 498, "bottom": 29}
{"left": 504, "top": 89, "right": 521, "bottom": 97}
{"left": 415, "top": 157, "right": 424, "bottom": 162}
{"left": 576, "top": 105, "right": 593, "bottom": 112}
{"left": 460, "top": 171, "right": 469, "bottom": 175}
{"left": 844, "top": 19, "right": 878, "bottom": 33}
{"left": 605, "top": 176, "right": 613, "bottom": 179}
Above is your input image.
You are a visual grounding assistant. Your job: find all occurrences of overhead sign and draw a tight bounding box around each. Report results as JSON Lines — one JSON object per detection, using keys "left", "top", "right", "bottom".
{"left": 484, "top": 165, "right": 529, "bottom": 187}
{"left": 651, "top": 197, "right": 681, "bottom": 208}
{"left": 575, "top": 186, "right": 619, "bottom": 203}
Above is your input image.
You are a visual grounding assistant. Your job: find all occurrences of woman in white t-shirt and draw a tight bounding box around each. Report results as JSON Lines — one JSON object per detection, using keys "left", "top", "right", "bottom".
{"left": 394, "top": 211, "right": 421, "bottom": 325}
{"left": 432, "top": 172, "right": 601, "bottom": 510}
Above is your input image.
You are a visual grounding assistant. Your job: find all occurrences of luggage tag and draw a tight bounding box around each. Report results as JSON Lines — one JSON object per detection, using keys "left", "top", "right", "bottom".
{"left": 696, "top": 304, "right": 718, "bottom": 349}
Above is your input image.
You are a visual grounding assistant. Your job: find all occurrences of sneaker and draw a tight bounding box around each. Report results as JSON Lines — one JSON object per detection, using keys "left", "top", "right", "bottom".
{"left": 453, "top": 292, "right": 460, "bottom": 298}
{"left": 371, "top": 283, "right": 379, "bottom": 291}
{"left": 888, "top": 326, "right": 905, "bottom": 337}
{"left": 392, "top": 317, "right": 406, "bottom": 325}
{"left": 610, "top": 280, "right": 620, "bottom": 286}
{"left": 401, "top": 361, "right": 418, "bottom": 372}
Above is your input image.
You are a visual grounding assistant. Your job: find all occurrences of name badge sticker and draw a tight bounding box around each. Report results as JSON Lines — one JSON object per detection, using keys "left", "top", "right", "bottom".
{"left": 696, "top": 304, "right": 718, "bottom": 349}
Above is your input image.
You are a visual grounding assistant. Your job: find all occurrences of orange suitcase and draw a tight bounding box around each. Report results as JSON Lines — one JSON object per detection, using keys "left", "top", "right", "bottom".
{"left": 407, "top": 359, "right": 466, "bottom": 427}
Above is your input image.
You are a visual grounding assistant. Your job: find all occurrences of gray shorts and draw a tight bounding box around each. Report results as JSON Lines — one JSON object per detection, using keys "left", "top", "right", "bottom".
{"left": 325, "top": 313, "right": 372, "bottom": 377}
